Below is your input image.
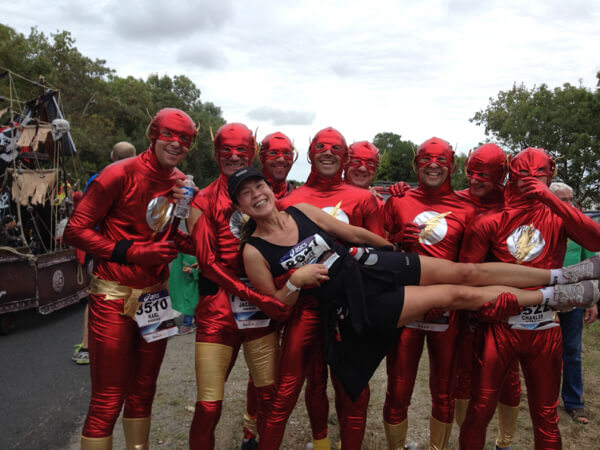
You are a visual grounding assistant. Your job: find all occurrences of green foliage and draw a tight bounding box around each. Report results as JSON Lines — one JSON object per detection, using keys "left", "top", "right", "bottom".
{"left": 471, "top": 78, "right": 600, "bottom": 206}
{"left": 0, "top": 24, "right": 224, "bottom": 188}
{"left": 451, "top": 153, "right": 468, "bottom": 190}
{"left": 372, "top": 132, "right": 418, "bottom": 183}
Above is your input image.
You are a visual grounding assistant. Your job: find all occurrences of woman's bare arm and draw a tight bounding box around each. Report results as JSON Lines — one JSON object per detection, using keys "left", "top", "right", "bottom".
{"left": 242, "top": 243, "right": 330, "bottom": 306}
{"left": 294, "top": 203, "right": 392, "bottom": 247}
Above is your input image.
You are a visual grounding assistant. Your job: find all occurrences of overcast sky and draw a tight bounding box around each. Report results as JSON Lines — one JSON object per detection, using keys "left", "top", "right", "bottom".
{"left": 7, "top": 0, "right": 600, "bottom": 180}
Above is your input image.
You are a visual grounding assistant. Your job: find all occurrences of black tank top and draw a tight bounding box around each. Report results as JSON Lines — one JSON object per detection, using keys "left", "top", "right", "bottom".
{"left": 246, "top": 206, "right": 346, "bottom": 278}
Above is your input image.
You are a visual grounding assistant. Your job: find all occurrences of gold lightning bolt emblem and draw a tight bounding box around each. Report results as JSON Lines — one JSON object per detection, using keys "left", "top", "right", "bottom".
{"left": 419, "top": 211, "right": 452, "bottom": 243}
{"left": 515, "top": 223, "right": 537, "bottom": 264}
{"left": 329, "top": 201, "right": 342, "bottom": 218}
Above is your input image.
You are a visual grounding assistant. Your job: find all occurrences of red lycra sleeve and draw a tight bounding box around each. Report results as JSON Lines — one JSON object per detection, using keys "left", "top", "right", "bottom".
{"left": 193, "top": 211, "right": 291, "bottom": 322}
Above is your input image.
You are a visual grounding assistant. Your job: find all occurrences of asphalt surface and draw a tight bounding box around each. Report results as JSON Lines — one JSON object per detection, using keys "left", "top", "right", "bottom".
{"left": 0, "top": 300, "right": 90, "bottom": 449}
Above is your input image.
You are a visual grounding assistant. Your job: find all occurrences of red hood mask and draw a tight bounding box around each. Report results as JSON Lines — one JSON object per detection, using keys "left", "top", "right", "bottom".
{"left": 507, "top": 147, "right": 555, "bottom": 201}
{"left": 149, "top": 108, "right": 196, "bottom": 149}
{"left": 306, "top": 127, "right": 348, "bottom": 187}
{"left": 414, "top": 137, "right": 455, "bottom": 194}
{"left": 465, "top": 143, "right": 507, "bottom": 191}
{"left": 344, "top": 141, "right": 380, "bottom": 178}
{"left": 213, "top": 123, "right": 256, "bottom": 171}
{"left": 259, "top": 131, "right": 294, "bottom": 193}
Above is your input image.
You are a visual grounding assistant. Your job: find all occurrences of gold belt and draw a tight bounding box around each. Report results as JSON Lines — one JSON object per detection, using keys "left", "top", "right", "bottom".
{"left": 89, "top": 275, "right": 168, "bottom": 319}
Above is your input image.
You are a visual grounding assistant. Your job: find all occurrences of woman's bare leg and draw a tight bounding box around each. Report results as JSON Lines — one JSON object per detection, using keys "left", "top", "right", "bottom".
{"left": 418, "top": 256, "right": 551, "bottom": 288}
{"left": 398, "top": 285, "right": 542, "bottom": 327}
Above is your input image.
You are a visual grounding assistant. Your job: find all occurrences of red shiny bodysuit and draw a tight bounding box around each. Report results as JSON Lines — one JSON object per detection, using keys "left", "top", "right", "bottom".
{"left": 64, "top": 147, "right": 185, "bottom": 437}
{"left": 459, "top": 148, "right": 600, "bottom": 449}
{"left": 259, "top": 128, "right": 383, "bottom": 450}
{"left": 189, "top": 124, "right": 288, "bottom": 449}
{"left": 382, "top": 137, "right": 476, "bottom": 436}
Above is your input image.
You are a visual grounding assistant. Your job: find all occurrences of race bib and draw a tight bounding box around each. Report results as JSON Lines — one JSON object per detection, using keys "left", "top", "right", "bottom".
{"left": 406, "top": 311, "right": 450, "bottom": 332}
{"left": 229, "top": 278, "right": 271, "bottom": 329}
{"left": 279, "top": 233, "right": 339, "bottom": 270}
{"left": 507, "top": 303, "right": 557, "bottom": 330}
{"left": 136, "top": 289, "right": 178, "bottom": 342}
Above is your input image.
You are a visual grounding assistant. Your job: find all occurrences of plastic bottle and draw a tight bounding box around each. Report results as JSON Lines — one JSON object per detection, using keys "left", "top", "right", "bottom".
{"left": 173, "top": 175, "right": 195, "bottom": 219}
{"left": 349, "top": 246, "right": 378, "bottom": 265}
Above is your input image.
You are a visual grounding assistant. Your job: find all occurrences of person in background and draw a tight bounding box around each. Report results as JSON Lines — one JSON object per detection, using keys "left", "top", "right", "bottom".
{"left": 169, "top": 248, "right": 199, "bottom": 335}
{"left": 550, "top": 181, "right": 598, "bottom": 425}
{"left": 72, "top": 140, "right": 136, "bottom": 365}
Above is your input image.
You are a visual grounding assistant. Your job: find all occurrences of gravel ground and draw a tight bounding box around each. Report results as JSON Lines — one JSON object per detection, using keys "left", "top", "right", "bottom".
{"left": 67, "top": 325, "right": 600, "bottom": 449}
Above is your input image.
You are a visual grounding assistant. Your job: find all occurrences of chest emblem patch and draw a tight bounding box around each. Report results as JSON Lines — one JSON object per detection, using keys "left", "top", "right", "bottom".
{"left": 506, "top": 223, "right": 545, "bottom": 263}
{"left": 322, "top": 201, "right": 349, "bottom": 224}
{"left": 413, "top": 211, "right": 452, "bottom": 245}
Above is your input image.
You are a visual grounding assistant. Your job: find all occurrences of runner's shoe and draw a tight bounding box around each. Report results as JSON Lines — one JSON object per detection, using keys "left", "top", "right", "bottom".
{"left": 241, "top": 437, "right": 258, "bottom": 450}
{"left": 178, "top": 325, "right": 195, "bottom": 335}
{"left": 560, "top": 255, "right": 600, "bottom": 283}
{"left": 72, "top": 343, "right": 90, "bottom": 365}
{"left": 553, "top": 280, "right": 600, "bottom": 309}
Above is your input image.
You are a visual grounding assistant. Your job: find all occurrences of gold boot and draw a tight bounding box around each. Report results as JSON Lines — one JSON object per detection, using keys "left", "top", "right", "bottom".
{"left": 81, "top": 435, "right": 113, "bottom": 450}
{"left": 454, "top": 398, "right": 468, "bottom": 427}
{"left": 495, "top": 403, "right": 519, "bottom": 449}
{"left": 123, "top": 416, "right": 151, "bottom": 450}
{"left": 383, "top": 418, "right": 408, "bottom": 450}
{"left": 312, "top": 436, "right": 331, "bottom": 450}
{"left": 429, "top": 416, "right": 452, "bottom": 450}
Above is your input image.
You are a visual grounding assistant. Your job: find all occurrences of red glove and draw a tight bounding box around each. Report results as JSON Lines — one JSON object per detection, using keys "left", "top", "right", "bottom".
{"left": 476, "top": 292, "right": 520, "bottom": 323}
{"left": 390, "top": 181, "right": 411, "bottom": 198}
{"left": 400, "top": 221, "right": 422, "bottom": 249}
{"left": 519, "top": 177, "right": 553, "bottom": 202}
{"left": 172, "top": 229, "right": 196, "bottom": 255}
{"left": 126, "top": 241, "right": 178, "bottom": 266}
{"left": 423, "top": 308, "right": 445, "bottom": 322}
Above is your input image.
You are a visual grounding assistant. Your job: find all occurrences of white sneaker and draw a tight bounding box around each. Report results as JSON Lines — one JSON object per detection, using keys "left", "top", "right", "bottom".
{"left": 561, "top": 255, "right": 600, "bottom": 283}
{"left": 553, "top": 280, "right": 600, "bottom": 309}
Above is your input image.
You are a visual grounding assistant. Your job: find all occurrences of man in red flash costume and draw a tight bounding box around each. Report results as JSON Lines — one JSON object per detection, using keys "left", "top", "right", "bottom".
{"left": 382, "top": 137, "right": 477, "bottom": 449}
{"left": 344, "top": 140, "right": 384, "bottom": 207}
{"left": 241, "top": 131, "right": 299, "bottom": 448}
{"left": 258, "top": 127, "right": 384, "bottom": 450}
{"left": 187, "top": 123, "right": 289, "bottom": 449}
{"left": 459, "top": 147, "right": 600, "bottom": 449}
{"left": 64, "top": 108, "right": 197, "bottom": 450}
{"left": 454, "top": 144, "right": 522, "bottom": 450}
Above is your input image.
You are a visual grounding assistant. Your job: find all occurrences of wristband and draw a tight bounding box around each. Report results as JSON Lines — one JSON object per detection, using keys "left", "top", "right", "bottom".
{"left": 285, "top": 279, "right": 301, "bottom": 296}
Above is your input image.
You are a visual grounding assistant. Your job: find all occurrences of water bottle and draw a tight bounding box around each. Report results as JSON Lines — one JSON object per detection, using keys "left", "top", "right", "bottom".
{"left": 174, "top": 175, "right": 195, "bottom": 219}
{"left": 349, "top": 246, "right": 378, "bottom": 265}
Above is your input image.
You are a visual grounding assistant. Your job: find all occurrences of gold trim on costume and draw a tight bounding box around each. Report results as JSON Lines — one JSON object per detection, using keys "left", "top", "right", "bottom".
{"left": 429, "top": 416, "right": 452, "bottom": 450}
{"left": 80, "top": 435, "right": 113, "bottom": 450}
{"left": 496, "top": 403, "right": 519, "bottom": 448}
{"left": 89, "top": 275, "right": 168, "bottom": 319}
{"left": 243, "top": 410, "right": 258, "bottom": 437}
{"left": 123, "top": 416, "right": 151, "bottom": 450}
{"left": 384, "top": 418, "right": 408, "bottom": 450}
{"left": 454, "top": 398, "right": 468, "bottom": 427}
{"left": 195, "top": 342, "right": 233, "bottom": 401}
{"left": 243, "top": 331, "right": 278, "bottom": 387}
{"left": 312, "top": 436, "right": 331, "bottom": 450}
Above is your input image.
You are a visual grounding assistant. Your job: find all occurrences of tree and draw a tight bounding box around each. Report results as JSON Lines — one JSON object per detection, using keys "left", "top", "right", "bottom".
{"left": 0, "top": 25, "right": 225, "bottom": 187}
{"left": 471, "top": 77, "right": 600, "bottom": 206}
{"left": 373, "top": 132, "right": 418, "bottom": 184}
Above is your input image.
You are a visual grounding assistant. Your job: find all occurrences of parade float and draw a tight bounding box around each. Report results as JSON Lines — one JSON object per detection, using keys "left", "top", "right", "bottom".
{"left": 0, "top": 71, "right": 91, "bottom": 334}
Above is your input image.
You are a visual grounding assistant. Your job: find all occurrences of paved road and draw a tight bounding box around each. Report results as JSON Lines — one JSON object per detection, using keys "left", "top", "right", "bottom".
{"left": 0, "top": 301, "right": 90, "bottom": 450}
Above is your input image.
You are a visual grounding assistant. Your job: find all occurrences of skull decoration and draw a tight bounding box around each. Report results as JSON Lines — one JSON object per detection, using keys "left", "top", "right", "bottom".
{"left": 51, "top": 119, "right": 70, "bottom": 141}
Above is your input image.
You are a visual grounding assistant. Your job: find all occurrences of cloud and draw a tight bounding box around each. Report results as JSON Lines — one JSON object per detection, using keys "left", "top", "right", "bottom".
{"left": 106, "top": 0, "right": 233, "bottom": 42}
{"left": 247, "top": 107, "right": 316, "bottom": 126}
{"left": 176, "top": 46, "right": 228, "bottom": 69}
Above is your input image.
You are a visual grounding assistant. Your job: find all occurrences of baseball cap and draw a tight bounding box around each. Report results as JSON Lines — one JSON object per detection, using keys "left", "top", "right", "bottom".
{"left": 227, "top": 167, "right": 268, "bottom": 201}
